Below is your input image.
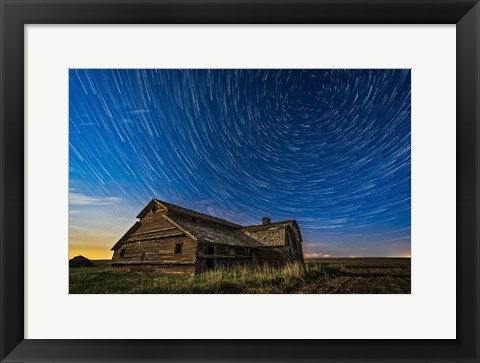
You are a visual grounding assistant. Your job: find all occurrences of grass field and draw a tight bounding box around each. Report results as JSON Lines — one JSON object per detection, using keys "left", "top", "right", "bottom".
{"left": 69, "top": 258, "right": 410, "bottom": 294}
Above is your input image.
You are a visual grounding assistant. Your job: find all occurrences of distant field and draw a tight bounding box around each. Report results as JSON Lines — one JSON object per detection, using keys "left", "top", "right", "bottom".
{"left": 303, "top": 258, "right": 410, "bottom": 294}
{"left": 69, "top": 258, "right": 410, "bottom": 294}
{"left": 305, "top": 257, "right": 411, "bottom": 268}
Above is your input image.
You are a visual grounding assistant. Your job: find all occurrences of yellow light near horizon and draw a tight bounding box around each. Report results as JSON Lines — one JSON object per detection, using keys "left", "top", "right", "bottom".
{"left": 69, "top": 230, "right": 119, "bottom": 260}
{"left": 69, "top": 248, "right": 113, "bottom": 260}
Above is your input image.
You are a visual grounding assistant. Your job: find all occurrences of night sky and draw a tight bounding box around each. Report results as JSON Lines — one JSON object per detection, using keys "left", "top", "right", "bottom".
{"left": 69, "top": 69, "right": 411, "bottom": 259}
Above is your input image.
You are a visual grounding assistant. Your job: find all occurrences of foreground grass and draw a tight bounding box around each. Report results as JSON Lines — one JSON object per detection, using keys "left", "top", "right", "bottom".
{"left": 69, "top": 263, "right": 344, "bottom": 294}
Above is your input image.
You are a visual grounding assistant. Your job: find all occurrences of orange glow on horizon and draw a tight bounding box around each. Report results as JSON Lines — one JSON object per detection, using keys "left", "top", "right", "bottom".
{"left": 69, "top": 248, "right": 113, "bottom": 260}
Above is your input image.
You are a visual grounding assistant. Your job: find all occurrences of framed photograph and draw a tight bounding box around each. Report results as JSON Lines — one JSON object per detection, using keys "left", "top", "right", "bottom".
{"left": 1, "top": 0, "right": 478, "bottom": 362}
{"left": 67, "top": 68, "right": 412, "bottom": 295}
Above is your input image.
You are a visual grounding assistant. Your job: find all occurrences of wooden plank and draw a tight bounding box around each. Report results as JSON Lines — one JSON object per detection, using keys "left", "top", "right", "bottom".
{"left": 127, "top": 232, "right": 185, "bottom": 242}
{"left": 112, "top": 235, "right": 197, "bottom": 264}
{"left": 130, "top": 226, "right": 176, "bottom": 236}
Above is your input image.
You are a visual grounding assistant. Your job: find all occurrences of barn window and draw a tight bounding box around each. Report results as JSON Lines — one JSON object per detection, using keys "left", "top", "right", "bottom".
{"left": 151, "top": 204, "right": 157, "bottom": 214}
{"left": 120, "top": 249, "right": 126, "bottom": 258}
{"left": 190, "top": 217, "right": 197, "bottom": 222}
{"left": 205, "top": 245, "right": 214, "bottom": 255}
{"left": 229, "top": 247, "right": 235, "bottom": 256}
{"left": 244, "top": 247, "right": 251, "bottom": 256}
{"left": 174, "top": 243, "right": 183, "bottom": 255}
{"left": 141, "top": 252, "right": 146, "bottom": 261}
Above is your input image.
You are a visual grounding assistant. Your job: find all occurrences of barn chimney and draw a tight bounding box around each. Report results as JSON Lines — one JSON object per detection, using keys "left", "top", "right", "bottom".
{"left": 262, "top": 217, "right": 271, "bottom": 225}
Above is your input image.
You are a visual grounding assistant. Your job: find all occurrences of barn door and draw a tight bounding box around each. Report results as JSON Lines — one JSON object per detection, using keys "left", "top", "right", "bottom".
{"left": 206, "top": 258, "right": 214, "bottom": 270}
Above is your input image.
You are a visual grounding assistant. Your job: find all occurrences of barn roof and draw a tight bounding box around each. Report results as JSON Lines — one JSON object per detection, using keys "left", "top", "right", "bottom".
{"left": 140, "top": 198, "right": 242, "bottom": 229}
{"left": 171, "top": 218, "right": 261, "bottom": 247}
{"left": 117, "top": 198, "right": 302, "bottom": 249}
{"left": 243, "top": 220, "right": 296, "bottom": 230}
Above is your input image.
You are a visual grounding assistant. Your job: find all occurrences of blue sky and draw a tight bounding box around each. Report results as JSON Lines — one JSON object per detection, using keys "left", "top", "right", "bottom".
{"left": 69, "top": 69, "right": 411, "bottom": 258}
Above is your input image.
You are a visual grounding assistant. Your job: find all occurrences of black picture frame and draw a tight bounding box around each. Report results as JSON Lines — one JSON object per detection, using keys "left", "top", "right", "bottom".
{"left": 1, "top": 1, "right": 479, "bottom": 362}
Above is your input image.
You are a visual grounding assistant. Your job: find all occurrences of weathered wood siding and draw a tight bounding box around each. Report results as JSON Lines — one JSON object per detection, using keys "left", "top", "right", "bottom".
{"left": 283, "top": 227, "right": 304, "bottom": 263}
{"left": 112, "top": 206, "right": 197, "bottom": 273}
{"left": 126, "top": 206, "right": 173, "bottom": 237}
{"left": 112, "top": 235, "right": 196, "bottom": 263}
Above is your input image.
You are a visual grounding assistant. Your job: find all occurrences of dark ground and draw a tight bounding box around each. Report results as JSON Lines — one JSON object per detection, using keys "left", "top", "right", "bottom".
{"left": 303, "top": 258, "right": 411, "bottom": 294}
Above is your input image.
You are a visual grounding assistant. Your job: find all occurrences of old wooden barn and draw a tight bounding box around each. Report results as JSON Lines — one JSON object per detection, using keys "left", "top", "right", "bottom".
{"left": 111, "top": 199, "right": 304, "bottom": 273}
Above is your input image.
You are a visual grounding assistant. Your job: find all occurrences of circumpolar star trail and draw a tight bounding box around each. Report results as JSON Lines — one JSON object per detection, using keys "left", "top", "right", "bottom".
{"left": 69, "top": 69, "right": 411, "bottom": 259}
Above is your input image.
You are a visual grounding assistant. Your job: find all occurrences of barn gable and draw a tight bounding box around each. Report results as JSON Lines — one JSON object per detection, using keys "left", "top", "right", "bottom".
{"left": 242, "top": 222, "right": 290, "bottom": 246}
{"left": 111, "top": 200, "right": 196, "bottom": 251}
{"left": 241, "top": 220, "right": 303, "bottom": 247}
{"left": 111, "top": 200, "right": 199, "bottom": 273}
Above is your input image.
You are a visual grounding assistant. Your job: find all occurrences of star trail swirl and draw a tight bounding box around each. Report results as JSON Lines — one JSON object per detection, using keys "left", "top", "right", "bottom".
{"left": 69, "top": 69, "right": 411, "bottom": 259}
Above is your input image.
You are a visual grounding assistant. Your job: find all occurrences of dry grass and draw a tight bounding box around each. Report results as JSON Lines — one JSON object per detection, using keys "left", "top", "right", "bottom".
{"left": 69, "top": 262, "right": 342, "bottom": 294}
{"left": 69, "top": 258, "right": 410, "bottom": 294}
